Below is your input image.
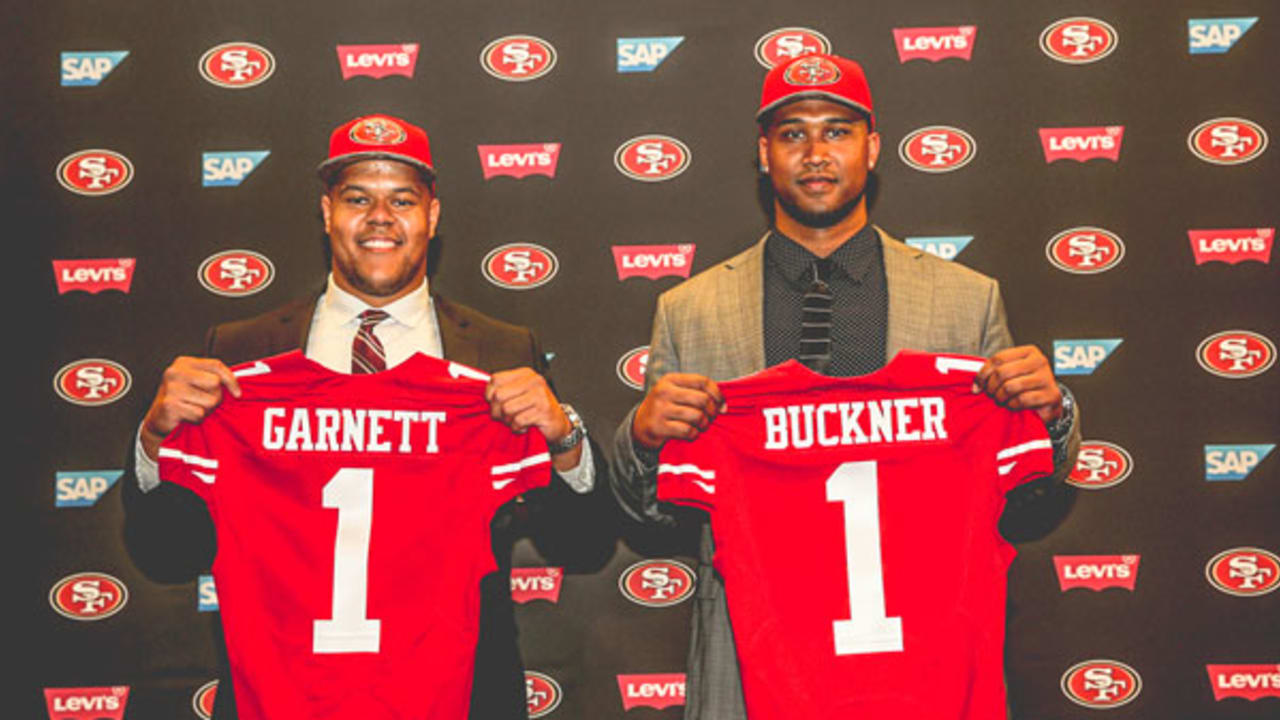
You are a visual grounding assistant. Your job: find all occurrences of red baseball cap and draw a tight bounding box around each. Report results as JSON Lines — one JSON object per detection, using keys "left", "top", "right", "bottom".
{"left": 316, "top": 114, "right": 435, "bottom": 181}
{"left": 757, "top": 53, "right": 875, "bottom": 129}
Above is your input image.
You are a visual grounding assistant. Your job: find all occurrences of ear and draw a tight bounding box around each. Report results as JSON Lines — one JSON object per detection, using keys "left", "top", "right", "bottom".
{"left": 757, "top": 135, "right": 770, "bottom": 174}
{"left": 426, "top": 196, "right": 442, "bottom": 238}
{"left": 320, "top": 193, "right": 332, "bottom": 235}
{"left": 866, "top": 131, "right": 882, "bottom": 172}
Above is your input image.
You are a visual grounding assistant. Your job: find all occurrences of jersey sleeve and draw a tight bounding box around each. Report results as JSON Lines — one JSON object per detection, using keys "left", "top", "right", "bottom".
{"left": 994, "top": 409, "right": 1055, "bottom": 493}
{"left": 484, "top": 426, "right": 552, "bottom": 510}
{"left": 656, "top": 437, "right": 719, "bottom": 511}
{"left": 156, "top": 422, "right": 219, "bottom": 504}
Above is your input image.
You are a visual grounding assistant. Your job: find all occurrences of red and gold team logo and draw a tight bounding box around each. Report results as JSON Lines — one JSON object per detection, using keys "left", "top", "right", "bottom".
{"left": 192, "top": 680, "right": 218, "bottom": 720}
{"left": 198, "top": 42, "right": 275, "bottom": 88}
{"left": 1206, "top": 548, "right": 1280, "bottom": 597}
{"left": 1061, "top": 659, "right": 1142, "bottom": 708}
{"left": 1039, "top": 18, "right": 1118, "bottom": 64}
{"left": 480, "top": 35, "right": 557, "bottom": 81}
{"left": 198, "top": 250, "right": 276, "bottom": 297}
{"left": 614, "top": 135, "right": 692, "bottom": 182}
{"left": 1197, "top": 330, "right": 1275, "bottom": 379}
{"left": 1187, "top": 118, "right": 1268, "bottom": 165}
{"left": 1045, "top": 227, "right": 1125, "bottom": 274}
{"left": 616, "top": 346, "right": 649, "bottom": 391}
{"left": 619, "top": 559, "right": 697, "bottom": 607}
{"left": 898, "top": 126, "right": 976, "bottom": 173}
{"left": 54, "top": 359, "right": 132, "bottom": 407}
{"left": 754, "top": 27, "right": 831, "bottom": 68}
{"left": 481, "top": 243, "right": 559, "bottom": 290}
{"left": 349, "top": 116, "right": 407, "bottom": 146}
{"left": 1068, "top": 441, "right": 1133, "bottom": 490}
{"left": 783, "top": 55, "right": 841, "bottom": 86}
{"left": 56, "top": 150, "right": 133, "bottom": 196}
{"left": 524, "top": 671, "right": 563, "bottom": 718}
{"left": 49, "top": 572, "right": 129, "bottom": 621}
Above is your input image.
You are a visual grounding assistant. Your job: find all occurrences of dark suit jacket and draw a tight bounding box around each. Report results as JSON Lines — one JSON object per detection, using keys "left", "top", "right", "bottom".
{"left": 122, "top": 292, "right": 607, "bottom": 720}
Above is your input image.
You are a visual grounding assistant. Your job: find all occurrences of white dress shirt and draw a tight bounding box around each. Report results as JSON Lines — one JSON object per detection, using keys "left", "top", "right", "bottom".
{"left": 136, "top": 274, "right": 593, "bottom": 492}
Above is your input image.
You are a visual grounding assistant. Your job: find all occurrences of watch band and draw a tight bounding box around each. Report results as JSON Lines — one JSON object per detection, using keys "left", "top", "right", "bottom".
{"left": 547, "top": 403, "right": 585, "bottom": 454}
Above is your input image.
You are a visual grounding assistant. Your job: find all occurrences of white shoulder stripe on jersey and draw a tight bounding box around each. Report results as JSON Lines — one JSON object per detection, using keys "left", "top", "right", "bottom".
{"left": 490, "top": 452, "right": 551, "bottom": 475}
{"left": 233, "top": 360, "right": 272, "bottom": 378}
{"left": 449, "top": 362, "right": 491, "bottom": 382}
{"left": 157, "top": 447, "right": 220, "bottom": 469}
{"left": 997, "top": 462, "right": 1017, "bottom": 476}
{"left": 492, "top": 477, "right": 517, "bottom": 490}
{"left": 935, "top": 356, "right": 984, "bottom": 374}
{"left": 193, "top": 471, "right": 217, "bottom": 485}
{"left": 692, "top": 480, "right": 716, "bottom": 495}
{"left": 657, "top": 463, "right": 716, "bottom": 480}
{"left": 996, "top": 438, "right": 1054, "bottom": 460}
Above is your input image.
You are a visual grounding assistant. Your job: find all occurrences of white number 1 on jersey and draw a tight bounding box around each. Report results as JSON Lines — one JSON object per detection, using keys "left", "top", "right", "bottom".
{"left": 826, "top": 461, "right": 904, "bottom": 655}
{"left": 313, "top": 468, "right": 381, "bottom": 653}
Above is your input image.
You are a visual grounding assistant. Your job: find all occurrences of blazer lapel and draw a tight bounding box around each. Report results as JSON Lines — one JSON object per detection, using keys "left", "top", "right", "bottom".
{"left": 433, "top": 294, "right": 480, "bottom": 368}
{"left": 879, "top": 227, "right": 934, "bottom": 360}
{"left": 720, "top": 236, "right": 767, "bottom": 376}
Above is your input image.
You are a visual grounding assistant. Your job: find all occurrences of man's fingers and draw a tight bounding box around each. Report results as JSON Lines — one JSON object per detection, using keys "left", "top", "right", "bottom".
{"left": 662, "top": 374, "right": 724, "bottom": 406}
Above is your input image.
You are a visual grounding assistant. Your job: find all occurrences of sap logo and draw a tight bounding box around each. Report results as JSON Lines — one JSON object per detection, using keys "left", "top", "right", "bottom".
{"left": 61, "top": 51, "right": 128, "bottom": 86}
{"left": 197, "top": 574, "right": 219, "bottom": 612}
{"left": 1053, "top": 339, "right": 1122, "bottom": 375}
{"left": 1189, "top": 18, "right": 1258, "bottom": 54}
{"left": 618, "top": 36, "right": 684, "bottom": 72}
{"left": 1206, "top": 664, "right": 1280, "bottom": 701}
{"left": 510, "top": 567, "right": 563, "bottom": 604}
{"left": 905, "top": 236, "right": 972, "bottom": 261}
{"left": 55, "top": 470, "right": 122, "bottom": 508}
{"left": 202, "top": 151, "right": 270, "bottom": 187}
{"left": 43, "top": 686, "right": 130, "bottom": 720}
{"left": 1206, "top": 444, "right": 1275, "bottom": 481}
{"left": 617, "top": 673, "right": 687, "bottom": 711}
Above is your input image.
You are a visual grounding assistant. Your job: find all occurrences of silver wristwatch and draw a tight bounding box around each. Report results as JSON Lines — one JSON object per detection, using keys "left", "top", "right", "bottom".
{"left": 547, "top": 403, "right": 586, "bottom": 454}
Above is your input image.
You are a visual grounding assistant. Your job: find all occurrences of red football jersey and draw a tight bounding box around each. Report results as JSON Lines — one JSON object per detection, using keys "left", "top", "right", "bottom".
{"left": 159, "top": 350, "right": 550, "bottom": 720}
{"left": 657, "top": 352, "right": 1054, "bottom": 719}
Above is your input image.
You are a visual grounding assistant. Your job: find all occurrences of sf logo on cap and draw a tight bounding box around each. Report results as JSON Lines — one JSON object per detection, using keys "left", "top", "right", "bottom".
{"left": 784, "top": 56, "right": 841, "bottom": 86}
{"left": 350, "top": 117, "right": 407, "bottom": 146}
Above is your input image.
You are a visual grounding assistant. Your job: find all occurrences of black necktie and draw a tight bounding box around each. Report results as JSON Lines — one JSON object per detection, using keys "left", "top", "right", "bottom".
{"left": 799, "top": 259, "right": 833, "bottom": 374}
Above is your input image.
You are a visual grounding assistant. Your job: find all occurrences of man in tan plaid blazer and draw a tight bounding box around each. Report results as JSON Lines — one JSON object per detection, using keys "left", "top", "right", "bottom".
{"left": 610, "top": 53, "right": 1081, "bottom": 720}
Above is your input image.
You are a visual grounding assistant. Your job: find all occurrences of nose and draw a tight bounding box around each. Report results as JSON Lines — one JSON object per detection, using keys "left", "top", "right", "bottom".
{"left": 802, "top": 138, "right": 830, "bottom": 168}
{"left": 365, "top": 197, "right": 394, "bottom": 225}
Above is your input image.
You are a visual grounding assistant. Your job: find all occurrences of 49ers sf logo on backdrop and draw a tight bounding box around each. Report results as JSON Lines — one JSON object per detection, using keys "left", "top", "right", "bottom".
{"left": 192, "top": 680, "right": 218, "bottom": 720}
{"left": 199, "top": 250, "right": 276, "bottom": 297}
{"left": 898, "top": 126, "right": 976, "bottom": 173}
{"left": 1187, "top": 117, "right": 1268, "bottom": 165}
{"left": 199, "top": 42, "right": 275, "bottom": 88}
{"left": 56, "top": 150, "right": 133, "bottom": 196}
{"left": 1039, "top": 18, "right": 1118, "bottom": 64}
{"left": 481, "top": 35, "right": 557, "bottom": 81}
{"left": 1197, "top": 331, "right": 1275, "bottom": 379}
{"left": 1045, "top": 227, "right": 1125, "bottom": 274}
{"left": 614, "top": 135, "right": 691, "bottom": 182}
{"left": 482, "top": 243, "right": 559, "bottom": 289}
{"left": 54, "top": 359, "right": 131, "bottom": 406}
{"left": 754, "top": 27, "right": 831, "bottom": 68}
{"left": 1205, "top": 548, "right": 1280, "bottom": 597}
{"left": 1068, "top": 441, "right": 1132, "bottom": 489}
{"left": 48, "top": 572, "right": 128, "bottom": 620}
{"left": 524, "top": 671, "right": 563, "bottom": 718}
{"left": 1061, "top": 659, "right": 1142, "bottom": 708}
{"left": 616, "top": 346, "right": 649, "bottom": 390}
{"left": 619, "top": 559, "right": 696, "bottom": 606}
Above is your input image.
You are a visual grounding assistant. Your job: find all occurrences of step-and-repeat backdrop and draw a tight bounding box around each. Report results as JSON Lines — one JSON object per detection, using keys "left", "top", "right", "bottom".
{"left": 23, "top": 1, "right": 1277, "bottom": 718}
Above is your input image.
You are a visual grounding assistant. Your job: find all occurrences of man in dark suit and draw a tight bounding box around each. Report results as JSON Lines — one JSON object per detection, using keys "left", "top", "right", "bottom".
{"left": 121, "top": 113, "right": 601, "bottom": 719}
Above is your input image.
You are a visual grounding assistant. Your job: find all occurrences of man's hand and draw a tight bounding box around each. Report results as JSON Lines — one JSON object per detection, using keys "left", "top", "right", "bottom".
{"left": 974, "top": 345, "right": 1063, "bottom": 425}
{"left": 631, "top": 373, "right": 723, "bottom": 450}
{"left": 140, "top": 356, "right": 241, "bottom": 461}
{"left": 485, "top": 368, "right": 581, "bottom": 471}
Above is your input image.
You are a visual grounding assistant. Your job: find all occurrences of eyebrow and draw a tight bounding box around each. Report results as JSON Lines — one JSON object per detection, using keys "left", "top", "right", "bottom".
{"left": 774, "top": 116, "right": 858, "bottom": 127}
{"left": 339, "top": 183, "right": 423, "bottom": 196}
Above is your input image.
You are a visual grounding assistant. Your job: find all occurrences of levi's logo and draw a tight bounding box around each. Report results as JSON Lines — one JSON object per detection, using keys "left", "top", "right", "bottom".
{"left": 1054, "top": 555, "right": 1140, "bottom": 591}
{"left": 893, "top": 26, "right": 977, "bottom": 62}
{"left": 61, "top": 51, "right": 128, "bottom": 86}
{"left": 904, "top": 236, "right": 972, "bottom": 261}
{"left": 44, "top": 686, "right": 129, "bottom": 720}
{"left": 336, "top": 44, "right": 419, "bottom": 79}
{"left": 53, "top": 258, "right": 135, "bottom": 294}
{"left": 1189, "top": 228, "right": 1273, "bottom": 265}
{"left": 1039, "top": 126, "right": 1124, "bottom": 162}
{"left": 1205, "top": 444, "right": 1275, "bottom": 481}
{"left": 613, "top": 244, "right": 695, "bottom": 280}
{"left": 1189, "top": 18, "right": 1258, "bottom": 54}
{"left": 1206, "top": 664, "right": 1280, "bottom": 701}
{"left": 478, "top": 143, "right": 562, "bottom": 179}
{"left": 511, "top": 567, "right": 563, "bottom": 604}
{"left": 55, "top": 470, "right": 122, "bottom": 508}
{"left": 617, "top": 674, "right": 686, "bottom": 710}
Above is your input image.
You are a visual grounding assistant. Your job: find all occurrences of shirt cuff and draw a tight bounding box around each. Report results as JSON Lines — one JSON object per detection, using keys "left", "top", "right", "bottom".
{"left": 135, "top": 423, "right": 161, "bottom": 493}
{"left": 555, "top": 440, "right": 595, "bottom": 494}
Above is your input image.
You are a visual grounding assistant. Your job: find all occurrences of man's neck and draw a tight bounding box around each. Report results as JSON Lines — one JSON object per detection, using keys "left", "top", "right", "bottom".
{"left": 772, "top": 203, "right": 870, "bottom": 258}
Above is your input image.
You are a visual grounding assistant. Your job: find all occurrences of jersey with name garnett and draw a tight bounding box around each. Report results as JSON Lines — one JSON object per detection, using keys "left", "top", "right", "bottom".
{"left": 159, "top": 350, "right": 550, "bottom": 720}
{"left": 657, "top": 351, "right": 1054, "bottom": 720}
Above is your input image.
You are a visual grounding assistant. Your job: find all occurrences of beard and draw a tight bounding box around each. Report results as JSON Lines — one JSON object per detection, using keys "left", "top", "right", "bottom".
{"left": 775, "top": 189, "right": 863, "bottom": 229}
{"left": 333, "top": 253, "right": 423, "bottom": 298}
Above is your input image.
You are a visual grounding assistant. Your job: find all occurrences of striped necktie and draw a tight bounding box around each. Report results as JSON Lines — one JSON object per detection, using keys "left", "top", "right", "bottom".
{"left": 799, "top": 259, "right": 833, "bottom": 374}
{"left": 351, "top": 309, "right": 390, "bottom": 374}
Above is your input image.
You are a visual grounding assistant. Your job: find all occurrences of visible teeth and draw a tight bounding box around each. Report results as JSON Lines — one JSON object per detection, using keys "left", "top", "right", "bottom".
{"left": 361, "top": 239, "right": 396, "bottom": 249}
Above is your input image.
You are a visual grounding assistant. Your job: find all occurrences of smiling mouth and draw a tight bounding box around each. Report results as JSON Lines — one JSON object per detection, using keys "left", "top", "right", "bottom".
{"left": 357, "top": 236, "right": 402, "bottom": 250}
{"left": 798, "top": 176, "right": 838, "bottom": 192}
